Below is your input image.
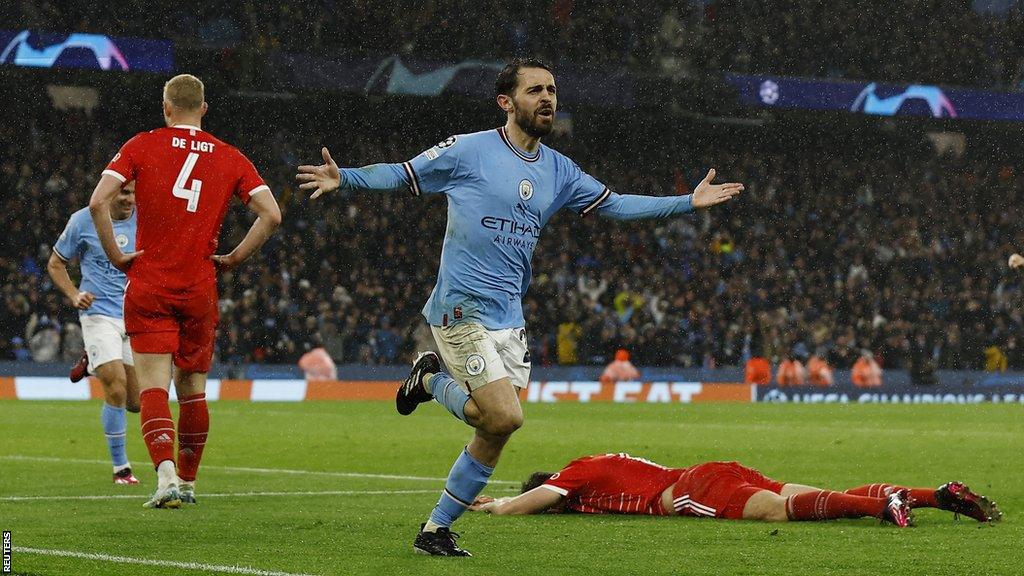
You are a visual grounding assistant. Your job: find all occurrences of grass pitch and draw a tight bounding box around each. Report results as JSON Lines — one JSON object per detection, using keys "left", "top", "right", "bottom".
{"left": 0, "top": 400, "right": 1019, "bottom": 575}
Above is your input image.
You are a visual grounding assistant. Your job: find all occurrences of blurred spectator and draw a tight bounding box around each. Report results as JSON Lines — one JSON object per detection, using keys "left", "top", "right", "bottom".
{"left": 557, "top": 316, "right": 582, "bottom": 365}
{"left": 909, "top": 333, "right": 938, "bottom": 386}
{"left": 806, "top": 352, "right": 834, "bottom": 387}
{"left": 298, "top": 345, "right": 338, "bottom": 381}
{"left": 28, "top": 318, "right": 60, "bottom": 362}
{"left": 984, "top": 343, "right": 1008, "bottom": 372}
{"left": 776, "top": 353, "right": 807, "bottom": 386}
{"left": 852, "top": 350, "right": 883, "bottom": 388}
{"left": 601, "top": 349, "right": 641, "bottom": 384}
{"left": 743, "top": 355, "right": 771, "bottom": 385}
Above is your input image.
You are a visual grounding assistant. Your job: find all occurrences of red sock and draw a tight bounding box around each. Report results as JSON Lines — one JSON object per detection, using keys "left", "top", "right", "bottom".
{"left": 140, "top": 388, "right": 175, "bottom": 469}
{"left": 786, "top": 490, "right": 886, "bottom": 521}
{"left": 844, "top": 483, "right": 938, "bottom": 508}
{"left": 176, "top": 393, "right": 209, "bottom": 482}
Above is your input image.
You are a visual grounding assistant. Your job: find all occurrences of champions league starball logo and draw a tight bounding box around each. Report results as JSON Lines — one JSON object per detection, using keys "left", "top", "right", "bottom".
{"left": 0, "top": 30, "right": 129, "bottom": 70}
{"left": 851, "top": 83, "right": 957, "bottom": 118}
{"left": 759, "top": 80, "right": 780, "bottom": 105}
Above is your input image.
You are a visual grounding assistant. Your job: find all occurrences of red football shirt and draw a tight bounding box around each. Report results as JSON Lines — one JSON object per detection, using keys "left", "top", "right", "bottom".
{"left": 103, "top": 124, "right": 267, "bottom": 293}
{"left": 542, "top": 453, "right": 685, "bottom": 515}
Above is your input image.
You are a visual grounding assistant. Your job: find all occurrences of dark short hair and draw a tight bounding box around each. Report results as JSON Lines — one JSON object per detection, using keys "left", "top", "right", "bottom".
{"left": 495, "top": 58, "right": 553, "bottom": 97}
{"left": 521, "top": 471, "right": 555, "bottom": 494}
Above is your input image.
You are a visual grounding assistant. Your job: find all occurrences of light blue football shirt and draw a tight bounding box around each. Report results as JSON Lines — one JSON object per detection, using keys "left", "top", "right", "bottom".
{"left": 401, "top": 128, "right": 609, "bottom": 330}
{"left": 53, "top": 207, "right": 137, "bottom": 319}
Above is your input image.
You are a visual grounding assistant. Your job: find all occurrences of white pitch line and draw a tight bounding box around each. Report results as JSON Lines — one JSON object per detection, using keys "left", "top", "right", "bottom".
{"left": 0, "top": 454, "right": 519, "bottom": 485}
{"left": 13, "top": 547, "right": 315, "bottom": 576}
{"left": 1, "top": 489, "right": 440, "bottom": 502}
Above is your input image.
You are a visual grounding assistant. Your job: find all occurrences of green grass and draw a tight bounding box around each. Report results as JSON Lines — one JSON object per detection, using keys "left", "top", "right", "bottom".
{"left": 0, "top": 401, "right": 1020, "bottom": 576}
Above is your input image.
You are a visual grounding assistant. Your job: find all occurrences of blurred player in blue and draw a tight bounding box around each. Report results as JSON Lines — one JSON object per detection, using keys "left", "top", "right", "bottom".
{"left": 297, "top": 58, "right": 743, "bottom": 556}
{"left": 48, "top": 180, "right": 141, "bottom": 485}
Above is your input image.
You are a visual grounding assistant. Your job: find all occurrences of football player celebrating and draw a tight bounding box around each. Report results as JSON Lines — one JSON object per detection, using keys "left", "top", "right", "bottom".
{"left": 298, "top": 58, "right": 743, "bottom": 555}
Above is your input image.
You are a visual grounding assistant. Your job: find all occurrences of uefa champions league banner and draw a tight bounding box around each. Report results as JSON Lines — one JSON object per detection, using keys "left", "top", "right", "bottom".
{"left": 0, "top": 29, "right": 173, "bottom": 73}
{"left": 755, "top": 382, "right": 1024, "bottom": 404}
{"left": 725, "top": 73, "right": 1024, "bottom": 122}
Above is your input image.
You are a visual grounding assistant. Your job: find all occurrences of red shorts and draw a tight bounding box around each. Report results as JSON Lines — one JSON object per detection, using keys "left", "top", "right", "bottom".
{"left": 670, "top": 462, "right": 785, "bottom": 520}
{"left": 124, "top": 279, "right": 219, "bottom": 373}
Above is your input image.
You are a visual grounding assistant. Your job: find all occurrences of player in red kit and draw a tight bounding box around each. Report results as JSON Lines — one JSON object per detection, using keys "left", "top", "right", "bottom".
{"left": 470, "top": 453, "right": 1001, "bottom": 526}
{"left": 89, "top": 74, "right": 282, "bottom": 509}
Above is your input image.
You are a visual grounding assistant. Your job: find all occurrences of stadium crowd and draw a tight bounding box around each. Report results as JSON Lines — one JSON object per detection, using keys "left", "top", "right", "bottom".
{"left": 4, "top": 101, "right": 1024, "bottom": 373}
{"left": 9, "top": 1, "right": 1024, "bottom": 89}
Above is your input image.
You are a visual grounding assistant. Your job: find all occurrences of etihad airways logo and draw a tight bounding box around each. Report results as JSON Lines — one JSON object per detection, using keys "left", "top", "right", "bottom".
{"left": 481, "top": 216, "right": 541, "bottom": 238}
{"left": 1, "top": 30, "right": 129, "bottom": 70}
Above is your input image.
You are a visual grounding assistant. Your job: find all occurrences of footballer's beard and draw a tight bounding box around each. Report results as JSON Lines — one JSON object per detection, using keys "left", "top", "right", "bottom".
{"left": 514, "top": 106, "right": 554, "bottom": 139}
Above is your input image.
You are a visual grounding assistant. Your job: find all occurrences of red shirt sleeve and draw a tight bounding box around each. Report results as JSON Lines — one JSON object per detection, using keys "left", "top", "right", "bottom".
{"left": 103, "top": 133, "right": 146, "bottom": 183}
{"left": 234, "top": 150, "right": 268, "bottom": 205}
{"left": 542, "top": 457, "right": 595, "bottom": 496}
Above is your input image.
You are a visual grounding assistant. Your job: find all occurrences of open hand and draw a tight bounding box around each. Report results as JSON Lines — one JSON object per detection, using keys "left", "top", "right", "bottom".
{"left": 469, "top": 495, "right": 495, "bottom": 512}
{"left": 296, "top": 147, "right": 341, "bottom": 199}
{"left": 691, "top": 169, "right": 744, "bottom": 209}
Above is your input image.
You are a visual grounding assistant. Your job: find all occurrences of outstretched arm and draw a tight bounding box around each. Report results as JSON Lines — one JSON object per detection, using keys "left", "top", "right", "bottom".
{"left": 597, "top": 169, "right": 743, "bottom": 220}
{"left": 468, "top": 487, "right": 564, "bottom": 515}
{"left": 297, "top": 147, "right": 409, "bottom": 199}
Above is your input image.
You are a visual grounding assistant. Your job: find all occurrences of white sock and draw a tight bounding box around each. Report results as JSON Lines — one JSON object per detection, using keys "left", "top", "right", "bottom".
{"left": 156, "top": 460, "right": 177, "bottom": 489}
{"left": 113, "top": 462, "right": 131, "bottom": 473}
{"left": 423, "top": 520, "right": 443, "bottom": 533}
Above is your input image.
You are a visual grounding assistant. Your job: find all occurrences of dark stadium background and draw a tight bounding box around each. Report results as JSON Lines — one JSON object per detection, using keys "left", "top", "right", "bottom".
{"left": 4, "top": 0, "right": 1024, "bottom": 388}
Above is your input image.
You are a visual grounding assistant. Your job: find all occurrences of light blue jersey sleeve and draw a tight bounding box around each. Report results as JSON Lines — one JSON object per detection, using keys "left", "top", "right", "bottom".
{"left": 596, "top": 191, "right": 694, "bottom": 220}
{"left": 558, "top": 156, "right": 694, "bottom": 220}
{"left": 558, "top": 157, "right": 612, "bottom": 217}
{"left": 53, "top": 212, "right": 83, "bottom": 262}
{"left": 338, "top": 135, "right": 466, "bottom": 197}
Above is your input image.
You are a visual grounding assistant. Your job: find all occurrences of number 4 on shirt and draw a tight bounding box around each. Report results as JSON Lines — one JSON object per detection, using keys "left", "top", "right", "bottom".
{"left": 173, "top": 152, "right": 203, "bottom": 212}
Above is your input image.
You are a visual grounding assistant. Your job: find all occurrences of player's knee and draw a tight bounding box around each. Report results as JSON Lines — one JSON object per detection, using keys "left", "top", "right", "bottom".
{"left": 105, "top": 386, "right": 127, "bottom": 407}
{"left": 753, "top": 506, "right": 789, "bottom": 522}
{"left": 742, "top": 492, "right": 789, "bottom": 522}
{"left": 483, "top": 411, "right": 523, "bottom": 437}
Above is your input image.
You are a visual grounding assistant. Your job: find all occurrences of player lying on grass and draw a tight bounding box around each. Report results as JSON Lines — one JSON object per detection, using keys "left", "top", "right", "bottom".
{"left": 470, "top": 453, "right": 1002, "bottom": 526}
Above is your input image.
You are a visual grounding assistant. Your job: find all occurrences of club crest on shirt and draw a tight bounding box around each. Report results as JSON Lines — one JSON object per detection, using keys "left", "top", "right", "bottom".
{"left": 466, "top": 354, "right": 486, "bottom": 376}
{"left": 519, "top": 179, "right": 534, "bottom": 201}
{"left": 115, "top": 233, "right": 129, "bottom": 248}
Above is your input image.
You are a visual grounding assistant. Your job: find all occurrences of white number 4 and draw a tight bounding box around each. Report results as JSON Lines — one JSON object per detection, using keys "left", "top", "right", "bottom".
{"left": 173, "top": 152, "right": 203, "bottom": 212}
